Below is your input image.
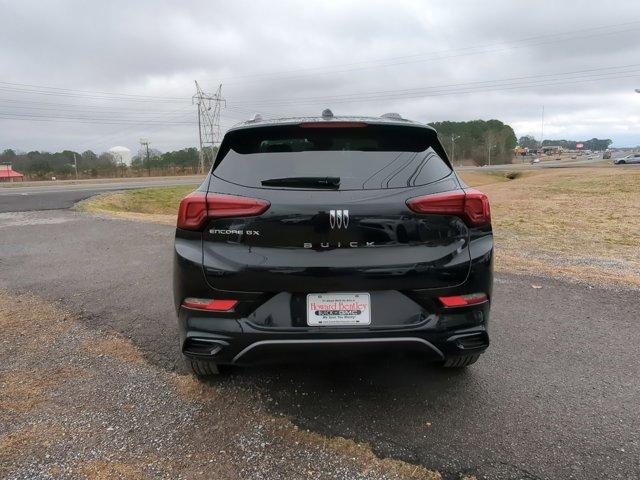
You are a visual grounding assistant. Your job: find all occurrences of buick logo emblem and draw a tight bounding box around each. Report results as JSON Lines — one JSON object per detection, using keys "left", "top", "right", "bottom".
{"left": 329, "top": 209, "right": 349, "bottom": 229}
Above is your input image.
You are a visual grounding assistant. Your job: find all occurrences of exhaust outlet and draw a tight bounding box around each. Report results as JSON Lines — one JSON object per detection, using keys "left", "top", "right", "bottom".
{"left": 183, "top": 338, "right": 228, "bottom": 357}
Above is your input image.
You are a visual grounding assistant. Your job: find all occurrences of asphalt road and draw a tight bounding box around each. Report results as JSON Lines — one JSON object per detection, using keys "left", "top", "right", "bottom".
{"left": 0, "top": 177, "right": 202, "bottom": 213}
{"left": 457, "top": 154, "right": 610, "bottom": 172}
{"left": 1, "top": 208, "right": 638, "bottom": 479}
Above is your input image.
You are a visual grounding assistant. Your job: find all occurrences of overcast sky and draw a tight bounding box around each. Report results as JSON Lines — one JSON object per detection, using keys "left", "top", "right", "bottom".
{"left": 1, "top": 0, "right": 640, "bottom": 153}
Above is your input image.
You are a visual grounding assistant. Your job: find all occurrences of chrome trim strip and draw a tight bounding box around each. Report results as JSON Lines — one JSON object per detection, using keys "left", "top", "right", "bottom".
{"left": 232, "top": 337, "right": 444, "bottom": 363}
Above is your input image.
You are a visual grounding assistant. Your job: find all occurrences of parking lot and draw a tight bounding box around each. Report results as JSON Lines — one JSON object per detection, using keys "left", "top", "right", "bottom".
{"left": 1, "top": 192, "right": 639, "bottom": 479}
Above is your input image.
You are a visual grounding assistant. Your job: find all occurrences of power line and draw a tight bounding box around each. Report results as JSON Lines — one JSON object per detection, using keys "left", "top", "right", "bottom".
{"left": 2, "top": 18, "right": 639, "bottom": 152}
{"left": 232, "top": 63, "right": 640, "bottom": 106}
{"left": 228, "top": 64, "right": 640, "bottom": 108}
{"left": 218, "top": 20, "right": 640, "bottom": 86}
{"left": 75, "top": 106, "right": 197, "bottom": 152}
{"left": 0, "top": 81, "right": 189, "bottom": 101}
{"left": 0, "top": 112, "right": 197, "bottom": 125}
{"left": 1, "top": 19, "right": 638, "bottom": 103}
{"left": 2, "top": 67, "right": 636, "bottom": 127}
{"left": 0, "top": 100, "right": 191, "bottom": 115}
{"left": 237, "top": 72, "right": 640, "bottom": 114}
{"left": 0, "top": 85, "right": 187, "bottom": 103}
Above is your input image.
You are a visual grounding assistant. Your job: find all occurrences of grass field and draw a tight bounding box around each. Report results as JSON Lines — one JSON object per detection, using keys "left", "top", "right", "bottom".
{"left": 76, "top": 185, "right": 194, "bottom": 225}
{"left": 460, "top": 167, "right": 640, "bottom": 287}
{"left": 79, "top": 167, "right": 640, "bottom": 287}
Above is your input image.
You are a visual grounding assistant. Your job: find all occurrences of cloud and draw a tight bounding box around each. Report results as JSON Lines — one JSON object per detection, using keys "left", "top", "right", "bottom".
{"left": 1, "top": 0, "right": 639, "bottom": 152}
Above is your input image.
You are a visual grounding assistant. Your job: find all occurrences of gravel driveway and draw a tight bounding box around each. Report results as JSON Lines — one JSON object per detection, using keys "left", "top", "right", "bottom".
{"left": 1, "top": 209, "right": 639, "bottom": 479}
{"left": 1, "top": 291, "right": 439, "bottom": 479}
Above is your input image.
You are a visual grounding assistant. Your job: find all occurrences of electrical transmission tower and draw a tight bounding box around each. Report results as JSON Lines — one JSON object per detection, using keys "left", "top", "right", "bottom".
{"left": 193, "top": 81, "right": 225, "bottom": 174}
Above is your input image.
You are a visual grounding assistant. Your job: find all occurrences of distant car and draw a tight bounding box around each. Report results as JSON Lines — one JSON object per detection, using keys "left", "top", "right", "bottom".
{"left": 530, "top": 157, "right": 540, "bottom": 165}
{"left": 614, "top": 154, "right": 640, "bottom": 165}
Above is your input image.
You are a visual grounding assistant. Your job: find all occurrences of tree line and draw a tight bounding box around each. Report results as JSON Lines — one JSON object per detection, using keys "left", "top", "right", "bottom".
{"left": 6, "top": 120, "right": 612, "bottom": 179}
{"left": 0, "top": 146, "right": 218, "bottom": 180}
{"left": 429, "top": 119, "right": 517, "bottom": 165}
{"left": 518, "top": 135, "right": 612, "bottom": 151}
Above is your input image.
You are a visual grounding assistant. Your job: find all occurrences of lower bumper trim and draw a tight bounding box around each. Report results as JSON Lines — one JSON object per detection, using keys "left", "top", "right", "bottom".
{"left": 232, "top": 337, "right": 444, "bottom": 364}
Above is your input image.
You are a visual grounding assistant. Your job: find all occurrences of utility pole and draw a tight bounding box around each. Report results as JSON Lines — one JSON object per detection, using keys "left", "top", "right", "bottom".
{"left": 73, "top": 153, "right": 79, "bottom": 180}
{"left": 540, "top": 105, "right": 545, "bottom": 149}
{"left": 488, "top": 144, "right": 496, "bottom": 166}
{"left": 140, "top": 138, "right": 150, "bottom": 177}
{"left": 450, "top": 133, "right": 460, "bottom": 165}
{"left": 193, "top": 81, "right": 225, "bottom": 174}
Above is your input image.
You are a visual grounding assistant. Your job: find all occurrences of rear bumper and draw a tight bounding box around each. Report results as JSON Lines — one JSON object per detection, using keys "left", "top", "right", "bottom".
{"left": 178, "top": 302, "right": 490, "bottom": 365}
{"left": 173, "top": 224, "right": 493, "bottom": 366}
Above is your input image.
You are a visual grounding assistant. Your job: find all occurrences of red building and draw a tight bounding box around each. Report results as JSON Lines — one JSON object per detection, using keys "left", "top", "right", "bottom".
{"left": 0, "top": 165, "right": 24, "bottom": 182}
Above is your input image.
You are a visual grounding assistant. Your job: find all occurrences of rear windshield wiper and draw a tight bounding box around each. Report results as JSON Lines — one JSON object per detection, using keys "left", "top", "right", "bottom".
{"left": 261, "top": 176, "right": 340, "bottom": 189}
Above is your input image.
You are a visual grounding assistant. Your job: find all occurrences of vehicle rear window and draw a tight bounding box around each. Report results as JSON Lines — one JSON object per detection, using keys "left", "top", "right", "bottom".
{"left": 213, "top": 124, "right": 452, "bottom": 190}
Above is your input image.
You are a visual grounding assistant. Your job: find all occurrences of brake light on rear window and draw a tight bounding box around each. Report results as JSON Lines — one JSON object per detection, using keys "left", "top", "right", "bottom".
{"left": 177, "top": 192, "right": 270, "bottom": 230}
{"left": 406, "top": 189, "right": 491, "bottom": 227}
{"left": 299, "top": 122, "right": 367, "bottom": 128}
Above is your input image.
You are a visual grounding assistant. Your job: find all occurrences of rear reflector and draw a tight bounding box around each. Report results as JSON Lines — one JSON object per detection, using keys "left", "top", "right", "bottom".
{"left": 438, "top": 293, "right": 488, "bottom": 308}
{"left": 182, "top": 298, "right": 238, "bottom": 312}
{"left": 406, "top": 189, "right": 491, "bottom": 227}
{"left": 177, "top": 191, "right": 270, "bottom": 230}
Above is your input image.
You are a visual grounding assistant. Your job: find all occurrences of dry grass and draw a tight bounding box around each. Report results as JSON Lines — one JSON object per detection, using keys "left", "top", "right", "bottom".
{"left": 78, "top": 185, "right": 194, "bottom": 221}
{"left": 276, "top": 421, "right": 442, "bottom": 480}
{"left": 82, "top": 335, "right": 146, "bottom": 365}
{"left": 76, "top": 185, "right": 195, "bottom": 225}
{"left": 459, "top": 170, "right": 526, "bottom": 186}
{"left": 0, "top": 423, "right": 67, "bottom": 472}
{"left": 0, "top": 292, "right": 73, "bottom": 338}
{"left": 460, "top": 167, "right": 640, "bottom": 287}
{"left": 0, "top": 367, "right": 86, "bottom": 414}
{"left": 169, "top": 372, "right": 219, "bottom": 401}
{"left": 75, "top": 460, "right": 149, "bottom": 480}
{"left": 84, "top": 208, "right": 176, "bottom": 225}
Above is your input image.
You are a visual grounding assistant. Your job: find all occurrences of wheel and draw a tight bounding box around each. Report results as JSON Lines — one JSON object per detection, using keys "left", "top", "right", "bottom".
{"left": 618, "top": 160, "right": 625, "bottom": 164}
{"left": 187, "top": 358, "right": 220, "bottom": 377}
{"left": 441, "top": 353, "right": 481, "bottom": 368}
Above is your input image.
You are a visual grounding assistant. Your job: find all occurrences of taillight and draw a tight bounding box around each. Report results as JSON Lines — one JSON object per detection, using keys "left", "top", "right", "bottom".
{"left": 177, "top": 192, "right": 270, "bottom": 230}
{"left": 182, "top": 298, "right": 238, "bottom": 312}
{"left": 438, "top": 293, "right": 488, "bottom": 308}
{"left": 177, "top": 191, "right": 208, "bottom": 230}
{"left": 406, "top": 189, "right": 491, "bottom": 227}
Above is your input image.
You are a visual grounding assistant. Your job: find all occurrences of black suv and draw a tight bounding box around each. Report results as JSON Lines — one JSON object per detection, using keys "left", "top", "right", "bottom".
{"left": 173, "top": 112, "right": 493, "bottom": 376}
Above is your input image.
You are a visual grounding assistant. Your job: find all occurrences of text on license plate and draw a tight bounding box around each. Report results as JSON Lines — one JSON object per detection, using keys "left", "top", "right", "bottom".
{"left": 306, "top": 293, "right": 371, "bottom": 326}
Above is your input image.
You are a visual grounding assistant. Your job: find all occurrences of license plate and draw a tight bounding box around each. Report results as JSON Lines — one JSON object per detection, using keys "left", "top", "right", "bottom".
{"left": 307, "top": 293, "right": 371, "bottom": 326}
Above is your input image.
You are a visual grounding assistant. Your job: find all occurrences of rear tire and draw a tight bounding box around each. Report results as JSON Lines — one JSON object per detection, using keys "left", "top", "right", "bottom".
{"left": 187, "top": 358, "right": 220, "bottom": 378}
{"left": 441, "top": 353, "right": 480, "bottom": 368}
